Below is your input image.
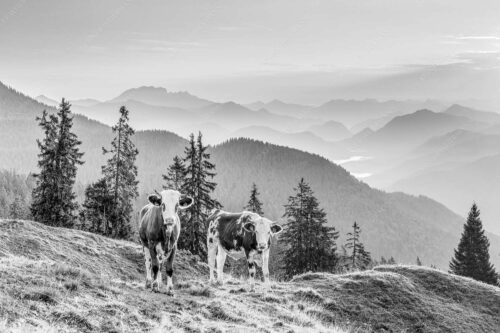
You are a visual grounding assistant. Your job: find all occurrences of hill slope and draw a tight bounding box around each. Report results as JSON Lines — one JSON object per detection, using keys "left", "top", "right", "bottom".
{"left": 1, "top": 220, "right": 499, "bottom": 333}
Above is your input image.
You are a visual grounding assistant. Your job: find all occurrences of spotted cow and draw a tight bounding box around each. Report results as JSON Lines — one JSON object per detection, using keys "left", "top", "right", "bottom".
{"left": 207, "top": 209, "right": 283, "bottom": 290}
{"left": 139, "top": 189, "right": 193, "bottom": 294}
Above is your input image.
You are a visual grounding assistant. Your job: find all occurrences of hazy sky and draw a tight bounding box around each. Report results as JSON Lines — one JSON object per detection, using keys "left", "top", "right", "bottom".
{"left": 1, "top": 0, "right": 499, "bottom": 104}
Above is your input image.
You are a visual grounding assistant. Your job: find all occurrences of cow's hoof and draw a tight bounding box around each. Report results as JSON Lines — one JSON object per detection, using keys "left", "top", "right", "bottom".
{"left": 166, "top": 288, "right": 174, "bottom": 296}
{"left": 152, "top": 281, "right": 160, "bottom": 293}
{"left": 145, "top": 279, "right": 152, "bottom": 289}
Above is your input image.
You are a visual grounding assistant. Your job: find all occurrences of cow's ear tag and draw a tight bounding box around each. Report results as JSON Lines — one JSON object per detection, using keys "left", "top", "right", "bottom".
{"left": 243, "top": 223, "right": 255, "bottom": 233}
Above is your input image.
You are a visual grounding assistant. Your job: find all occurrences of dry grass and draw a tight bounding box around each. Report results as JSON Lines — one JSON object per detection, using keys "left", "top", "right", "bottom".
{"left": 1, "top": 219, "right": 499, "bottom": 332}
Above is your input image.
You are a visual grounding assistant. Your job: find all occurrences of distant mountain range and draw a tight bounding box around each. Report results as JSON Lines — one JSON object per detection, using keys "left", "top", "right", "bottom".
{"left": 111, "top": 86, "right": 213, "bottom": 109}
{"left": 310, "top": 99, "right": 445, "bottom": 127}
{"left": 246, "top": 99, "right": 312, "bottom": 117}
{"left": 2, "top": 81, "right": 499, "bottom": 268}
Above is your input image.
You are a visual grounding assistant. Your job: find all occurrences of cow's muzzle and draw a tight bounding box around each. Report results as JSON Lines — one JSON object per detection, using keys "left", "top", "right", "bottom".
{"left": 257, "top": 243, "right": 267, "bottom": 253}
{"left": 163, "top": 217, "right": 175, "bottom": 227}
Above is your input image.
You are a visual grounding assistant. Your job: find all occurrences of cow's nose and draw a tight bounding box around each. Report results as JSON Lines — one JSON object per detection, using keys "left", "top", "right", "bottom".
{"left": 258, "top": 243, "right": 267, "bottom": 249}
{"left": 164, "top": 217, "right": 174, "bottom": 225}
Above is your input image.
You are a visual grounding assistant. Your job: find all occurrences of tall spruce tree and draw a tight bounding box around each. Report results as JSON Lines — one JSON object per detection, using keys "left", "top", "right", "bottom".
{"left": 244, "top": 183, "right": 264, "bottom": 215}
{"left": 31, "top": 100, "right": 84, "bottom": 227}
{"left": 102, "top": 106, "right": 139, "bottom": 239}
{"left": 281, "top": 178, "right": 339, "bottom": 279}
{"left": 163, "top": 155, "right": 186, "bottom": 190}
{"left": 345, "top": 221, "right": 372, "bottom": 270}
{"left": 449, "top": 203, "right": 498, "bottom": 285}
{"left": 179, "top": 132, "right": 221, "bottom": 258}
{"left": 78, "top": 178, "right": 114, "bottom": 235}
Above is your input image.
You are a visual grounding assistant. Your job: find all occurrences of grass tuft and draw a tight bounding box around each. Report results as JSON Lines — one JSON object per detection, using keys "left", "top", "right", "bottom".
{"left": 187, "top": 285, "right": 213, "bottom": 297}
{"left": 294, "top": 287, "right": 325, "bottom": 303}
{"left": 52, "top": 310, "right": 93, "bottom": 331}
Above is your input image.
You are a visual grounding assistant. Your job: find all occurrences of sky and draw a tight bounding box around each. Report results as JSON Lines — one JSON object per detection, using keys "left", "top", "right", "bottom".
{"left": 1, "top": 0, "right": 499, "bottom": 104}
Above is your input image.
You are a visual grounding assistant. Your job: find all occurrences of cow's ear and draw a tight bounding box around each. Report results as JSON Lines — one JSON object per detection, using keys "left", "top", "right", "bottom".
{"left": 148, "top": 194, "right": 162, "bottom": 206}
{"left": 270, "top": 224, "right": 283, "bottom": 235}
{"left": 179, "top": 195, "right": 193, "bottom": 210}
{"left": 243, "top": 222, "right": 255, "bottom": 233}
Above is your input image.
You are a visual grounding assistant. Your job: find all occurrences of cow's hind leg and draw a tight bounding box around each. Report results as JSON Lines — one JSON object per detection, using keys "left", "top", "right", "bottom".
{"left": 143, "top": 246, "right": 153, "bottom": 289}
{"left": 208, "top": 236, "right": 218, "bottom": 284}
{"left": 164, "top": 246, "right": 176, "bottom": 296}
{"left": 216, "top": 244, "right": 227, "bottom": 285}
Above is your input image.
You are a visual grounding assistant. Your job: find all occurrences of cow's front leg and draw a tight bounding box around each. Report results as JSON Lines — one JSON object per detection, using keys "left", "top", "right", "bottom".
{"left": 164, "top": 246, "right": 176, "bottom": 296}
{"left": 247, "top": 250, "right": 257, "bottom": 292}
{"left": 143, "top": 246, "right": 153, "bottom": 289}
{"left": 216, "top": 244, "right": 227, "bottom": 285}
{"left": 262, "top": 249, "right": 270, "bottom": 289}
{"left": 149, "top": 242, "right": 160, "bottom": 292}
{"left": 154, "top": 242, "right": 165, "bottom": 292}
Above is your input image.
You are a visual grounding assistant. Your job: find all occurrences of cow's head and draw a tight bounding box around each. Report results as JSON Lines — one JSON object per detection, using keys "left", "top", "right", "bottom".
{"left": 148, "top": 189, "right": 193, "bottom": 230}
{"left": 241, "top": 212, "right": 283, "bottom": 253}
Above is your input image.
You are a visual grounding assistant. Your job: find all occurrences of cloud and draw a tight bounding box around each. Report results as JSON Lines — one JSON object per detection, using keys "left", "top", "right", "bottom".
{"left": 455, "top": 36, "right": 500, "bottom": 41}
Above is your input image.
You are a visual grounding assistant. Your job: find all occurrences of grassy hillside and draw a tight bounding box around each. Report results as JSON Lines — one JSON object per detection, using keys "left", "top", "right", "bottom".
{"left": 1, "top": 220, "right": 499, "bottom": 333}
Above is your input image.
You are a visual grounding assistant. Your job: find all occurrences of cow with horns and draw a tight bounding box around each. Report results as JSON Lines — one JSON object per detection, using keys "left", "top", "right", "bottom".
{"left": 206, "top": 209, "right": 283, "bottom": 290}
{"left": 139, "top": 189, "right": 193, "bottom": 294}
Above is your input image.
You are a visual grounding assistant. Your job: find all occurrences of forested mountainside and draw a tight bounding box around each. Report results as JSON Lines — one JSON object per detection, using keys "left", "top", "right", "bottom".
{"left": 1, "top": 82, "right": 499, "bottom": 268}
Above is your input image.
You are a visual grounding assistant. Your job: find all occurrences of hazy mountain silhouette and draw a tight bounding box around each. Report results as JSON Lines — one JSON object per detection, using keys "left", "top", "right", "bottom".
{"left": 352, "top": 109, "right": 486, "bottom": 152}
{"left": 311, "top": 99, "right": 445, "bottom": 127}
{"left": 390, "top": 153, "right": 500, "bottom": 236}
{"left": 111, "top": 86, "right": 213, "bottom": 109}
{"left": 246, "top": 99, "right": 312, "bottom": 117}
{"left": 443, "top": 104, "right": 500, "bottom": 124}
{"left": 307, "top": 120, "right": 352, "bottom": 141}
{"left": 229, "top": 125, "right": 350, "bottom": 160}
{"left": 35, "top": 95, "right": 58, "bottom": 107}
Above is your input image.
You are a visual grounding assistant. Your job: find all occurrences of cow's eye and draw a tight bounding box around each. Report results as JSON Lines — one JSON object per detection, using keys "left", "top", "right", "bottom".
{"left": 161, "top": 204, "right": 166, "bottom": 212}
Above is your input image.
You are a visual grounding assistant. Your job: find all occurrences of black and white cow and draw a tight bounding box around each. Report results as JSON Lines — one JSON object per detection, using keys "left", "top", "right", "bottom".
{"left": 139, "top": 189, "right": 193, "bottom": 294}
{"left": 207, "top": 209, "right": 283, "bottom": 290}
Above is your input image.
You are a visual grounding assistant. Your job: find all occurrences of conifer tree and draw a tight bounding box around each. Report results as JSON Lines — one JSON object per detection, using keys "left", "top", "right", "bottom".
{"left": 388, "top": 257, "right": 396, "bottom": 265}
{"left": 9, "top": 195, "right": 25, "bottom": 219}
{"left": 179, "top": 132, "right": 221, "bottom": 258}
{"left": 345, "top": 221, "right": 372, "bottom": 270}
{"left": 79, "top": 178, "right": 114, "bottom": 234}
{"left": 281, "top": 178, "right": 339, "bottom": 278}
{"left": 102, "top": 106, "right": 139, "bottom": 239}
{"left": 380, "top": 256, "right": 388, "bottom": 265}
{"left": 449, "top": 203, "right": 498, "bottom": 285}
{"left": 31, "top": 100, "right": 84, "bottom": 227}
{"left": 244, "top": 183, "right": 264, "bottom": 215}
{"left": 163, "top": 155, "right": 186, "bottom": 190}
{"left": 416, "top": 257, "right": 422, "bottom": 266}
